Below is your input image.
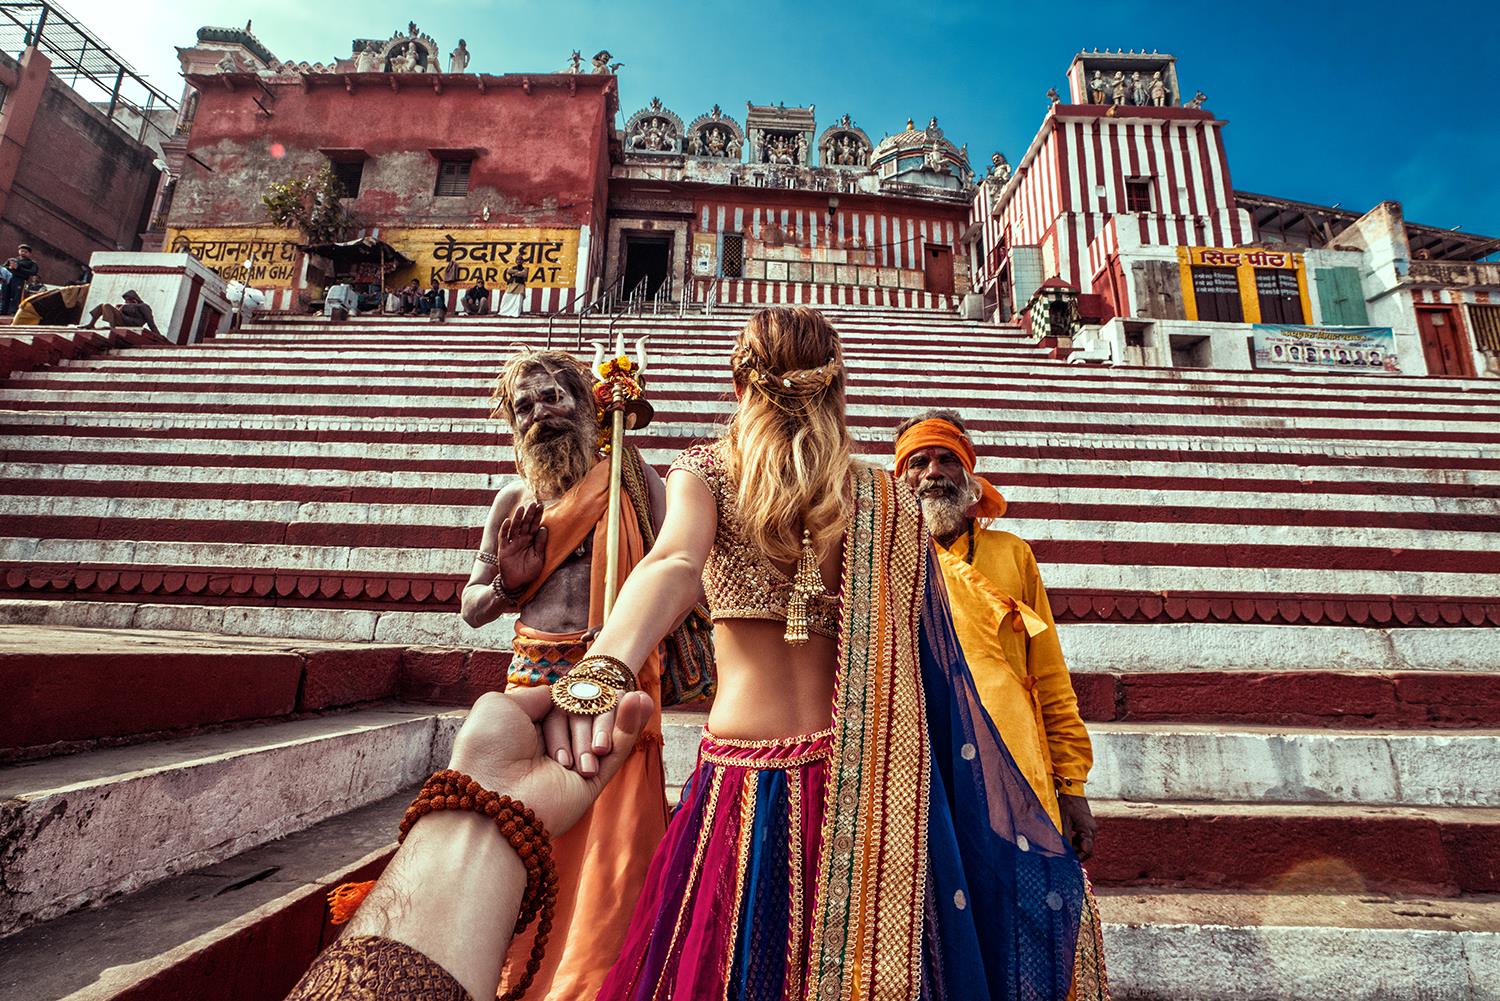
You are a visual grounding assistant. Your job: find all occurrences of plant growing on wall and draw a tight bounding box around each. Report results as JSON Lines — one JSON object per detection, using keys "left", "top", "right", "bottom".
{"left": 262, "top": 164, "right": 349, "bottom": 243}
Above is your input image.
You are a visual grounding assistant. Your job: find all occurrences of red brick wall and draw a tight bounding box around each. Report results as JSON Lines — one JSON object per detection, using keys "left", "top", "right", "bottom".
{"left": 0, "top": 47, "right": 161, "bottom": 283}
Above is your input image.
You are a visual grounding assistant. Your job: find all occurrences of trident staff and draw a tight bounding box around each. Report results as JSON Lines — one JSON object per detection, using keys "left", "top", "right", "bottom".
{"left": 591, "top": 333, "right": 652, "bottom": 619}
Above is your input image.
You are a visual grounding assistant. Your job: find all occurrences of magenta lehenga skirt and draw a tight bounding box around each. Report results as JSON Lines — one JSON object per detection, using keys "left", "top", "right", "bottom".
{"left": 596, "top": 728, "right": 831, "bottom": 1000}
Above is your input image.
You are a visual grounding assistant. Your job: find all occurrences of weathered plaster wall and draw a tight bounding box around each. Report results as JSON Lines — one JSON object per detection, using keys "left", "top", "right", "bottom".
{"left": 168, "top": 74, "right": 612, "bottom": 231}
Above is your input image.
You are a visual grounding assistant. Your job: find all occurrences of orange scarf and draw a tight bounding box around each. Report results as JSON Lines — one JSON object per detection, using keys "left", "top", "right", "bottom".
{"left": 893, "top": 418, "right": 1007, "bottom": 519}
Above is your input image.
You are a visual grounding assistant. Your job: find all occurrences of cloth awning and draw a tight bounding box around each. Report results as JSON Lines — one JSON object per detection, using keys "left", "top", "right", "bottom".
{"left": 299, "top": 236, "right": 412, "bottom": 269}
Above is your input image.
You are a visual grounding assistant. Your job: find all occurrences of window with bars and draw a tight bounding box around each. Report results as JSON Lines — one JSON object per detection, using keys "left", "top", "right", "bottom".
{"left": 1125, "top": 178, "right": 1153, "bottom": 213}
{"left": 1471, "top": 304, "right": 1500, "bottom": 352}
{"left": 434, "top": 158, "right": 471, "bottom": 197}
{"left": 720, "top": 233, "right": 745, "bottom": 278}
{"left": 330, "top": 159, "right": 364, "bottom": 198}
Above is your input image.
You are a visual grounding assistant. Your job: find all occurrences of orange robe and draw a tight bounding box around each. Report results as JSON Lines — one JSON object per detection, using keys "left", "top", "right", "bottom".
{"left": 500, "top": 459, "right": 669, "bottom": 1000}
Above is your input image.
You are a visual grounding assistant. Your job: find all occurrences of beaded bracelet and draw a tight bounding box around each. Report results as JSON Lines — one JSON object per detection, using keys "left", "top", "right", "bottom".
{"left": 400, "top": 769, "right": 558, "bottom": 1001}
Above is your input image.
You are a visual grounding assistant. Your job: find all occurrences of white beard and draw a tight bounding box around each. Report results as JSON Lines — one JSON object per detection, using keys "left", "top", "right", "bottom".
{"left": 919, "top": 492, "right": 970, "bottom": 542}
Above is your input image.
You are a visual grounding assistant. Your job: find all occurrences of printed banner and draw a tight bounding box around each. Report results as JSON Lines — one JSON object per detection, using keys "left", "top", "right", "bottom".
{"left": 381, "top": 227, "right": 580, "bottom": 287}
{"left": 1253, "top": 323, "right": 1400, "bottom": 373}
{"left": 692, "top": 232, "right": 718, "bottom": 276}
{"left": 165, "top": 227, "right": 301, "bottom": 286}
{"left": 1182, "top": 246, "right": 1298, "bottom": 269}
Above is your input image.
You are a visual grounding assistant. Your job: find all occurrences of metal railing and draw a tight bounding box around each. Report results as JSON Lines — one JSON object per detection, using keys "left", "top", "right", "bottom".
{"left": 0, "top": 1, "right": 178, "bottom": 146}
{"left": 543, "top": 288, "right": 587, "bottom": 350}
{"left": 573, "top": 274, "right": 630, "bottom": 351}
{"left": 649, "top": 275, "right": 673, "bottom": 314}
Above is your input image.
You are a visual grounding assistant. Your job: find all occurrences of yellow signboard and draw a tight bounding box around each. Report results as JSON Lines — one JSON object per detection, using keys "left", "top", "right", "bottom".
{"left": 1176, "top": 246, "right": 1311, "bottom": 325}
{"left": 381, "top": 227, "right": 580, "bottom": 287}
{"left": 1179, "top": 246, "right": 1299, "bottom": 270}
{"left": 165, "top": 227, "right": 302, "bottom": 287}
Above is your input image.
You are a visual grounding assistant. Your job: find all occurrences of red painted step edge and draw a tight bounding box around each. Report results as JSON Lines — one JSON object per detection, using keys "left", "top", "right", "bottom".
{"left": 4, "top": 563, "right": 1498, "bottom": 628}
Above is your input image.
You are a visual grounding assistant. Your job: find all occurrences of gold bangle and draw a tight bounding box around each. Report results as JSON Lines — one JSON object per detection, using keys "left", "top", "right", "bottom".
{"left": 571, "top": 655, "right": 637, "bottom": 693}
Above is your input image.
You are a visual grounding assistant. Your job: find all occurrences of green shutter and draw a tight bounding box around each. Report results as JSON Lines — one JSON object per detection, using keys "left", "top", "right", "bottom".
{"left": 1315, "top": 267, "right": 1368, "bottom": 325}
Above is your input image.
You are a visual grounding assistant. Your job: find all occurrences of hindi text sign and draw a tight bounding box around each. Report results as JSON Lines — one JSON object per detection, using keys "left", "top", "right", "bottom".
{"left": 165, "top": 227, "right": 301, "bottom": 287}
{"left": 382, "top": 227, "right": 580, "bottom": 287}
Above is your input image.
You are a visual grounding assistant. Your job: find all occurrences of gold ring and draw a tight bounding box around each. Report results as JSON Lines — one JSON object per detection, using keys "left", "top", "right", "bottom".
{"left": 550, "top": 674, "right": 622, "bottom": 716}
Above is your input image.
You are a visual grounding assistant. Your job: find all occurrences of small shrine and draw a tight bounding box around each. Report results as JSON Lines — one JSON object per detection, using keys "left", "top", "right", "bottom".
{"left": 745, "top": 101, "right": 816, "bottom": 167}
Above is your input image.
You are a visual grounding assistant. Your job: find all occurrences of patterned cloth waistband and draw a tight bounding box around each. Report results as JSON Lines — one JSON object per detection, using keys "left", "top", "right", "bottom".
{"left": 699, "top": 727, "right": 834, "bottom": 769}
{"left": 508, "top": 633, "right": 590, "bottom": 688}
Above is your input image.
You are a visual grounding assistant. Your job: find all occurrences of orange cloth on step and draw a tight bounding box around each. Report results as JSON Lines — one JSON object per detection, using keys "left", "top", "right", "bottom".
{"left": 894, "top": 418, "right": 1007, "bottom": 519}
{"left": 500, "top": 457, "right": 668, "bottom": 1001}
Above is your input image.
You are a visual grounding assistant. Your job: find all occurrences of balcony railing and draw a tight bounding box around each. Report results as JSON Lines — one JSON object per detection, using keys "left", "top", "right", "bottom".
{"left": 1407, "top": 259, "right": 1500, "bottom": 289}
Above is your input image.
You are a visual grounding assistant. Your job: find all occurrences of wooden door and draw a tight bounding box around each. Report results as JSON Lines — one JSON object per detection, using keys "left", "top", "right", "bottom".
{"left": 1417, "top": 305, "right": 1475, "bottom": 377}
{"left": 924, "top": 243, "right": 954, "bottom": 294}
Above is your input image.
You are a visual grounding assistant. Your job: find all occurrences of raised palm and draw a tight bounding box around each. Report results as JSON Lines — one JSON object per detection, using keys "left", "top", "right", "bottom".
{"left": 497, "top": 501, "right": 548, "bottom": 592}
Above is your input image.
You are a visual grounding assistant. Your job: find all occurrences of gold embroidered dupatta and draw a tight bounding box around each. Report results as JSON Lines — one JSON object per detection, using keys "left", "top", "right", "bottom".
{"left": 807, "top": 465, "right": 930, "bottom": 1000}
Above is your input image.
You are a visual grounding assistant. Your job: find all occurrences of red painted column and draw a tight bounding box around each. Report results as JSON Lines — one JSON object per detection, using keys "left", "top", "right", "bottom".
{"left": 0, "top": 47, "right": 52, "bottom": 224}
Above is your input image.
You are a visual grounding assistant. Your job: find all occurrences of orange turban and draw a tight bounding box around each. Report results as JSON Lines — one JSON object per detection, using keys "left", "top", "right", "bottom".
{"left": 894, "top": 418, "right": 1007, "bottom": 520}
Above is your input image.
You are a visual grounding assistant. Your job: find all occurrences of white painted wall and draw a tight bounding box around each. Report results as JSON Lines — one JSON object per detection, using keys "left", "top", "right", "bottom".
{"left": 84, "top": 252, "right": 231, "bottom": 345}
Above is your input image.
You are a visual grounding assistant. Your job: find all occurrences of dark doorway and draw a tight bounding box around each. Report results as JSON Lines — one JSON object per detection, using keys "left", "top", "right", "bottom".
{"left": 924, "top": 243, "right": 954, "bottom": 294}
{"left": 622, "top": 233, "right": 672, "bottom": 298}
{"left": 1417, "top": 305, "right": 1475, "bottom": 377}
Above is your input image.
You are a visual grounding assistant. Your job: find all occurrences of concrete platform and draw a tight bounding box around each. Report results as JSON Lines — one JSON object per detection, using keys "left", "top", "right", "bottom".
{"left": 0, "top": 704, "right": 464, "bottom": 935}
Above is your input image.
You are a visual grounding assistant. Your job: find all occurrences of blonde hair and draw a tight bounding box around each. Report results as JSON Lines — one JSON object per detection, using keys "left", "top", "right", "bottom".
{"left": 725, "top": 307, "right": 853, "bottom": 566}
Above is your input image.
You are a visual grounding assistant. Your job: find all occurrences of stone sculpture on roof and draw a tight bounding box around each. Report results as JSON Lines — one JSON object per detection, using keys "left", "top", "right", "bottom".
{"left": 367, "top": 24, "right": 440, "bottom": 73}
{"left": 686, "top": 105, "right": 745, "bottom": 161}
{"left": 448, "top": 39, "right": 469, "bottom": 73}
{"left": 816, "top": 113, "right": 872, "bottom": 168}
{"left": 624, "top": 97, "right": 683, "bottom": 154}
{"left": 1149, "top": 71, "right": 1167, "bottom": 106}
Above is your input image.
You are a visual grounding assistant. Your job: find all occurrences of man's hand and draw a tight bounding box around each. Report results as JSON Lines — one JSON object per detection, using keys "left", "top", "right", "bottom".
{"left": 1057, "top": 793, "right": 1097, "bottom": 861}
{"left": 496, "top": 501, "right": 547, "bottom": 593}
{"left": 447, "top": 685, "right": 652, "bottom": 837}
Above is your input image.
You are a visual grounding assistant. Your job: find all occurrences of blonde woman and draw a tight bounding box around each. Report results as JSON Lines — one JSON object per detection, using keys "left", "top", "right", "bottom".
{"left": 545, "top": 306, "right": 1084, "bottom": 999}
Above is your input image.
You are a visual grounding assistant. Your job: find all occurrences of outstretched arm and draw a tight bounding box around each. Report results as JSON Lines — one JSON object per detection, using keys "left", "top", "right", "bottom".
{"left": 541, "top": 469, "right": 716, "bottom": 775}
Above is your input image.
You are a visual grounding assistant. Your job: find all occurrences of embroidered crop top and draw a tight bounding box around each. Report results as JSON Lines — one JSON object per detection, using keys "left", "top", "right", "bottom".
{"left": 669, "top": 440, "right": 841, "bottom": 640}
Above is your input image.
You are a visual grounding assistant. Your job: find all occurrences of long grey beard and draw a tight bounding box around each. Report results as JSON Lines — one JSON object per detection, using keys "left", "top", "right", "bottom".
{"left": 517, "top": 414, "right": 596, "bottom": 499}
{"left": 920, "top": 492, "right": 971, "bottom": 542}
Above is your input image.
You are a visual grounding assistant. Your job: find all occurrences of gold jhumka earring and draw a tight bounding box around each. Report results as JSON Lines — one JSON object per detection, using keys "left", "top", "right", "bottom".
{"left": 785, "top": 528, "right": 822, "bottom": 645}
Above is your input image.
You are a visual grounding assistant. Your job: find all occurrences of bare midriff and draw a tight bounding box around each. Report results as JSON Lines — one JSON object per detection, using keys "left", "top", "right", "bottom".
{"left": 705, "top": 618, "right": 838, "bottom": 740}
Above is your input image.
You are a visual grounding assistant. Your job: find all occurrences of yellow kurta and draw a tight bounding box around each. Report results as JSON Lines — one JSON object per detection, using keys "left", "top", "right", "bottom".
{"left": 936, "top": 528, "right": 1092, "bottom": 827}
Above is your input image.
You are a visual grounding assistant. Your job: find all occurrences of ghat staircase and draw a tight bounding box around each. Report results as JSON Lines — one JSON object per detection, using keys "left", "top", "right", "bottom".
{"left": 0, "top": 305, "right": 1497, "bottom": 1001}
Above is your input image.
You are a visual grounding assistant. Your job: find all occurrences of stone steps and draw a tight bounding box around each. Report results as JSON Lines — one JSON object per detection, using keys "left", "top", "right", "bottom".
{"left": 6, "top": 625, "right": 1495, "bottom": 766}
{"left": 656, "top": 714, "right": 1500, "bottom": 807}
{"left": 3, "top": 597, "right": 1495, "bottom": 670}
{"left": 1096, "top": 887, "right": 1499, "bottom": 1001}
{"left": 0, "top": 794, "right": 1494, "bottom": 1000}
{"left": 0, "top": 703, "right": 465, "bottom": 935}
{"left": 0, "top": 326, "right": 165, "bottom": 380}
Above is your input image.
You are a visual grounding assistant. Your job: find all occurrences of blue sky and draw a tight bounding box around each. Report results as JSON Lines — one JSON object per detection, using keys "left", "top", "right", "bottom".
{"left": 70, "top": 0, "right": 1500, "bottom": 236}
